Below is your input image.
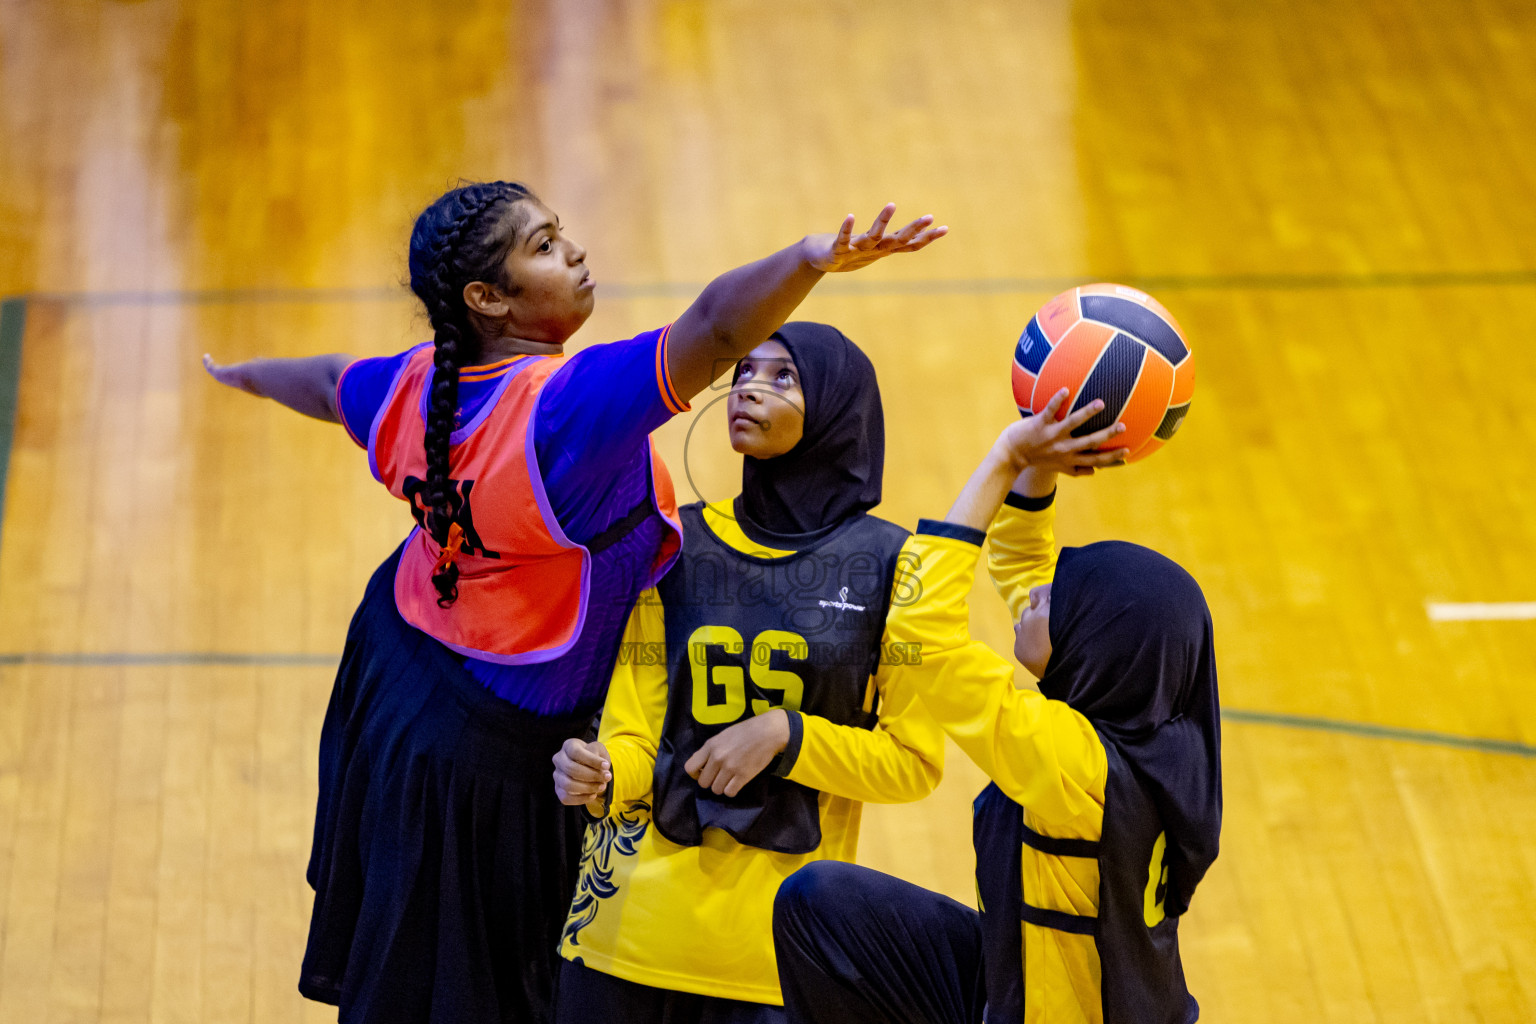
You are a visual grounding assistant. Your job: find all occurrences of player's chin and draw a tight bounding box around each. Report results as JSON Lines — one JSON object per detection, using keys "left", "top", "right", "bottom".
{"left": 567, "top": 289, "right": 596, "bottom": 322}
{"left": 728, "top": 424, "right": 762, "bottom": 456}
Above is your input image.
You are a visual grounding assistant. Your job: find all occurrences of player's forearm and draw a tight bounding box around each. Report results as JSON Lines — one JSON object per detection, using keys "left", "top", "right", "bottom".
{"left": 945, "top": 443, "right": 1026, "bottom": 532}
{"left": 665, "top": 238, "right": 825, "bottom": 400}
{"left": 987, "top": 497, "right": 1058, "bottom": 620}
{"left": 605, "top": 739, "right": 657, "bottom": 808}
{"left": 785, "top": 716, "right": 942, "bottom": 804}
{"left": 1011, "top": 465, "right": 1058, "bottom": 499}
{"left": 597, "top": 680, "right": 663, "bottom": 809}
{"left": 597, "top": 596, "right": 670, "bottom": 810}
{"left": 227, "top": 354, "right": 349, "bottom": 422}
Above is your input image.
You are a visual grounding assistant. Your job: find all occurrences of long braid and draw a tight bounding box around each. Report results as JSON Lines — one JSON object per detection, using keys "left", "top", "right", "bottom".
{"left": 423, "top": 268, "right": 467, "bottom": 605}
{"left": 408, "top": 181, "right": 534, "bottom": 607}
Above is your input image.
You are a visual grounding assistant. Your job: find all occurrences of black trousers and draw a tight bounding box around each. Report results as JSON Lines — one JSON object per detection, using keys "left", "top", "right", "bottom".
{"left": 771, "top": 862, "right": 987, "bottom": 1024}
{"left": 555, "top": 959, "right": 788, "bottom": 1024}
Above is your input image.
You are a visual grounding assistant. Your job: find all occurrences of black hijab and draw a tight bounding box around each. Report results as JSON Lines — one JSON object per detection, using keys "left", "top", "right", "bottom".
{"left": 732, "top": 322, "right": 885, "bottom": 543}
{"left": 1042, "top": 541, "right": 1222, "bottom": 918}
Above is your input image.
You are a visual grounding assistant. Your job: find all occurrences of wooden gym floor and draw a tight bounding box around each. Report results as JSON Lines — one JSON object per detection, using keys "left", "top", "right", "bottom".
{"left": 2, "top": 1, "right": 1535, "bottom": 1020}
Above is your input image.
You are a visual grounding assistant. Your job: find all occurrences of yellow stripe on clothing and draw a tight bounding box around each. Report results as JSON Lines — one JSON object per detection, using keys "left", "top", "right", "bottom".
{"left": 699, "top": 501, "right": 795, "bottom": 557}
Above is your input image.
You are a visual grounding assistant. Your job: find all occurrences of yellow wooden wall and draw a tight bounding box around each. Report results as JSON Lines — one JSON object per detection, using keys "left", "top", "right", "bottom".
{"left": 1, "top": 1, "right": 1534, "bottom": 1021}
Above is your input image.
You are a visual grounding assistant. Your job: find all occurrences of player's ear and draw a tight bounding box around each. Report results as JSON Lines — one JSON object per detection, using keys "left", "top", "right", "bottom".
{"left": 463, "top": 280, "right": 509, "bottom": 317}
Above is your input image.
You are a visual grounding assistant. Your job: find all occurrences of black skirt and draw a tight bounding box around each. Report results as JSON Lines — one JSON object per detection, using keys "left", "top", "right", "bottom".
{"left": 302, "top": 546, "right": 593, "bottom": 1024}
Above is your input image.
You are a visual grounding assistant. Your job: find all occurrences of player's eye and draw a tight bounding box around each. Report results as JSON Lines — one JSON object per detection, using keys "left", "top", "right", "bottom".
{"left": 538, "top": 238, "right": 552, "bottom": 253}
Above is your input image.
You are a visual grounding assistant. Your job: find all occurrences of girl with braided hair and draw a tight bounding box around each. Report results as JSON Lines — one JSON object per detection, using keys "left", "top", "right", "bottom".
{"left": 202, "top": 181, "right": 945, "bottom": 1024}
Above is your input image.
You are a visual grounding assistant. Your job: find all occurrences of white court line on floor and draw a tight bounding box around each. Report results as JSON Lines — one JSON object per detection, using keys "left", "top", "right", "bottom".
{"left": 1426, "top": 602, "right": 1536, "bottom": 622}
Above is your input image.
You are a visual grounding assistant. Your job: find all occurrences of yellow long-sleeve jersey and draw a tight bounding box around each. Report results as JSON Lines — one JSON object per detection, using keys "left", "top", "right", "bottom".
{"left": 892, "top": 498, "right": 1112, "bottom": 1024}
{"left": 558, "top": 504, "right": 947, "bottom": 1004}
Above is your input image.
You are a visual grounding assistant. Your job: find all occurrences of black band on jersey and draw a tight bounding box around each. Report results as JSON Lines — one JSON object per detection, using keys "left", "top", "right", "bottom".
{"left": 771, "top": 709, "right": 806, "bottom": 779}
{"left": 1004, "top": 488, "right": 1057, "bottom": 512}
{"left": 916, "top": 519, "right": 987, "bottom": 546}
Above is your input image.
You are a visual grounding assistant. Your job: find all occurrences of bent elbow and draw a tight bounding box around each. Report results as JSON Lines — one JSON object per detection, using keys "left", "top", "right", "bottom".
{"left": 914, "top": 759, "right": 944, "bottom": 799}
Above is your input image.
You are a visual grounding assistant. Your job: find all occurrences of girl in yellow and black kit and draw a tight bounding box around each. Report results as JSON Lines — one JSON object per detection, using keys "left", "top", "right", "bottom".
{"left": 773, "top": 390, "right": 1221, "bottom": 1024}
{"left": 547, "top": 322, "right": 956, "bottom": 1024}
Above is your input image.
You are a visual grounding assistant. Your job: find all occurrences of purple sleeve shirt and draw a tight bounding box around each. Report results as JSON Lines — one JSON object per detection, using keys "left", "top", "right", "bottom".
{"left": 335, "top": 326, "right": 686, "bottom": 545}
{"left": 334, "top": 326, "right": 690, "bottom": 716}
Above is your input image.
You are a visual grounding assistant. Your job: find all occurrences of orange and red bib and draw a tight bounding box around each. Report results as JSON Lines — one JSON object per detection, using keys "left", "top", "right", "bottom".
{"left": 368, "top": 346, "right": 681, "bottom": 663}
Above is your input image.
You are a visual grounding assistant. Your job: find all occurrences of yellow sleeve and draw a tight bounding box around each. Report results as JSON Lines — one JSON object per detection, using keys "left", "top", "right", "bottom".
{"left": 987, "top": 494, "right": 1058, "bottom": 620}
{"left": 596, "top": 589, "right": 670, "bottom": 811}
{"left": 888, "top": 529, "right": 1107, "bottom": 827}
{"left": 780, "top": 625, "right": 946, "bottom": 805}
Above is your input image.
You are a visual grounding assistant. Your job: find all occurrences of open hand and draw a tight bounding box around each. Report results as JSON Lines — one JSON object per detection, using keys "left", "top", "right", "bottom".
{"left": 999, "top": 388, "right": 1130, "bottom": 476}
{"left": 553, "top": 738, "right": 611, "bottom": 816}
{"left": 684, "top": 710, "right": 790, "bottom": 797}
{"left": 806, "top": 204, "right": 948, "bottom": 273}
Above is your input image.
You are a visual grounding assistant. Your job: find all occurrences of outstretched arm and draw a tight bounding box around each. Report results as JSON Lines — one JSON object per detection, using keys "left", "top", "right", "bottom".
{"left": 665, "top": 204, "right": 947, "bottom": 401}
{"left": 202, "top": 352, "right": 350, "bottom": 423}
{"left": 944, "top": 389, "right": 1128, "bottom": 532}
{"left": 888, "top": 528, "right": 1107, "bottom": 824}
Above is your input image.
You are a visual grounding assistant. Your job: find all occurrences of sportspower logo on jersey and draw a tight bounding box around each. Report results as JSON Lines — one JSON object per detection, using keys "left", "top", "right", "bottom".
{"left": 818, "top": 587, "right": 867, "bottom": 612}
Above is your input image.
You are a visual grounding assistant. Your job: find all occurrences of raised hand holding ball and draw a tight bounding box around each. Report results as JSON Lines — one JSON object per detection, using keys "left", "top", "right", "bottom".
{"left": 1012, "top": 284, "right": 1194, "bottom": 462}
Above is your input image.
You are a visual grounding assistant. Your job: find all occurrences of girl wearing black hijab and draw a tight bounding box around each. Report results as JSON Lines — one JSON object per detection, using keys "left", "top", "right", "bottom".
{"left": 545, "top": 323, "right": 949, "bottom": 1024}
{"left": 771, "top": 394, "right": 1221, "bottom": 1024}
